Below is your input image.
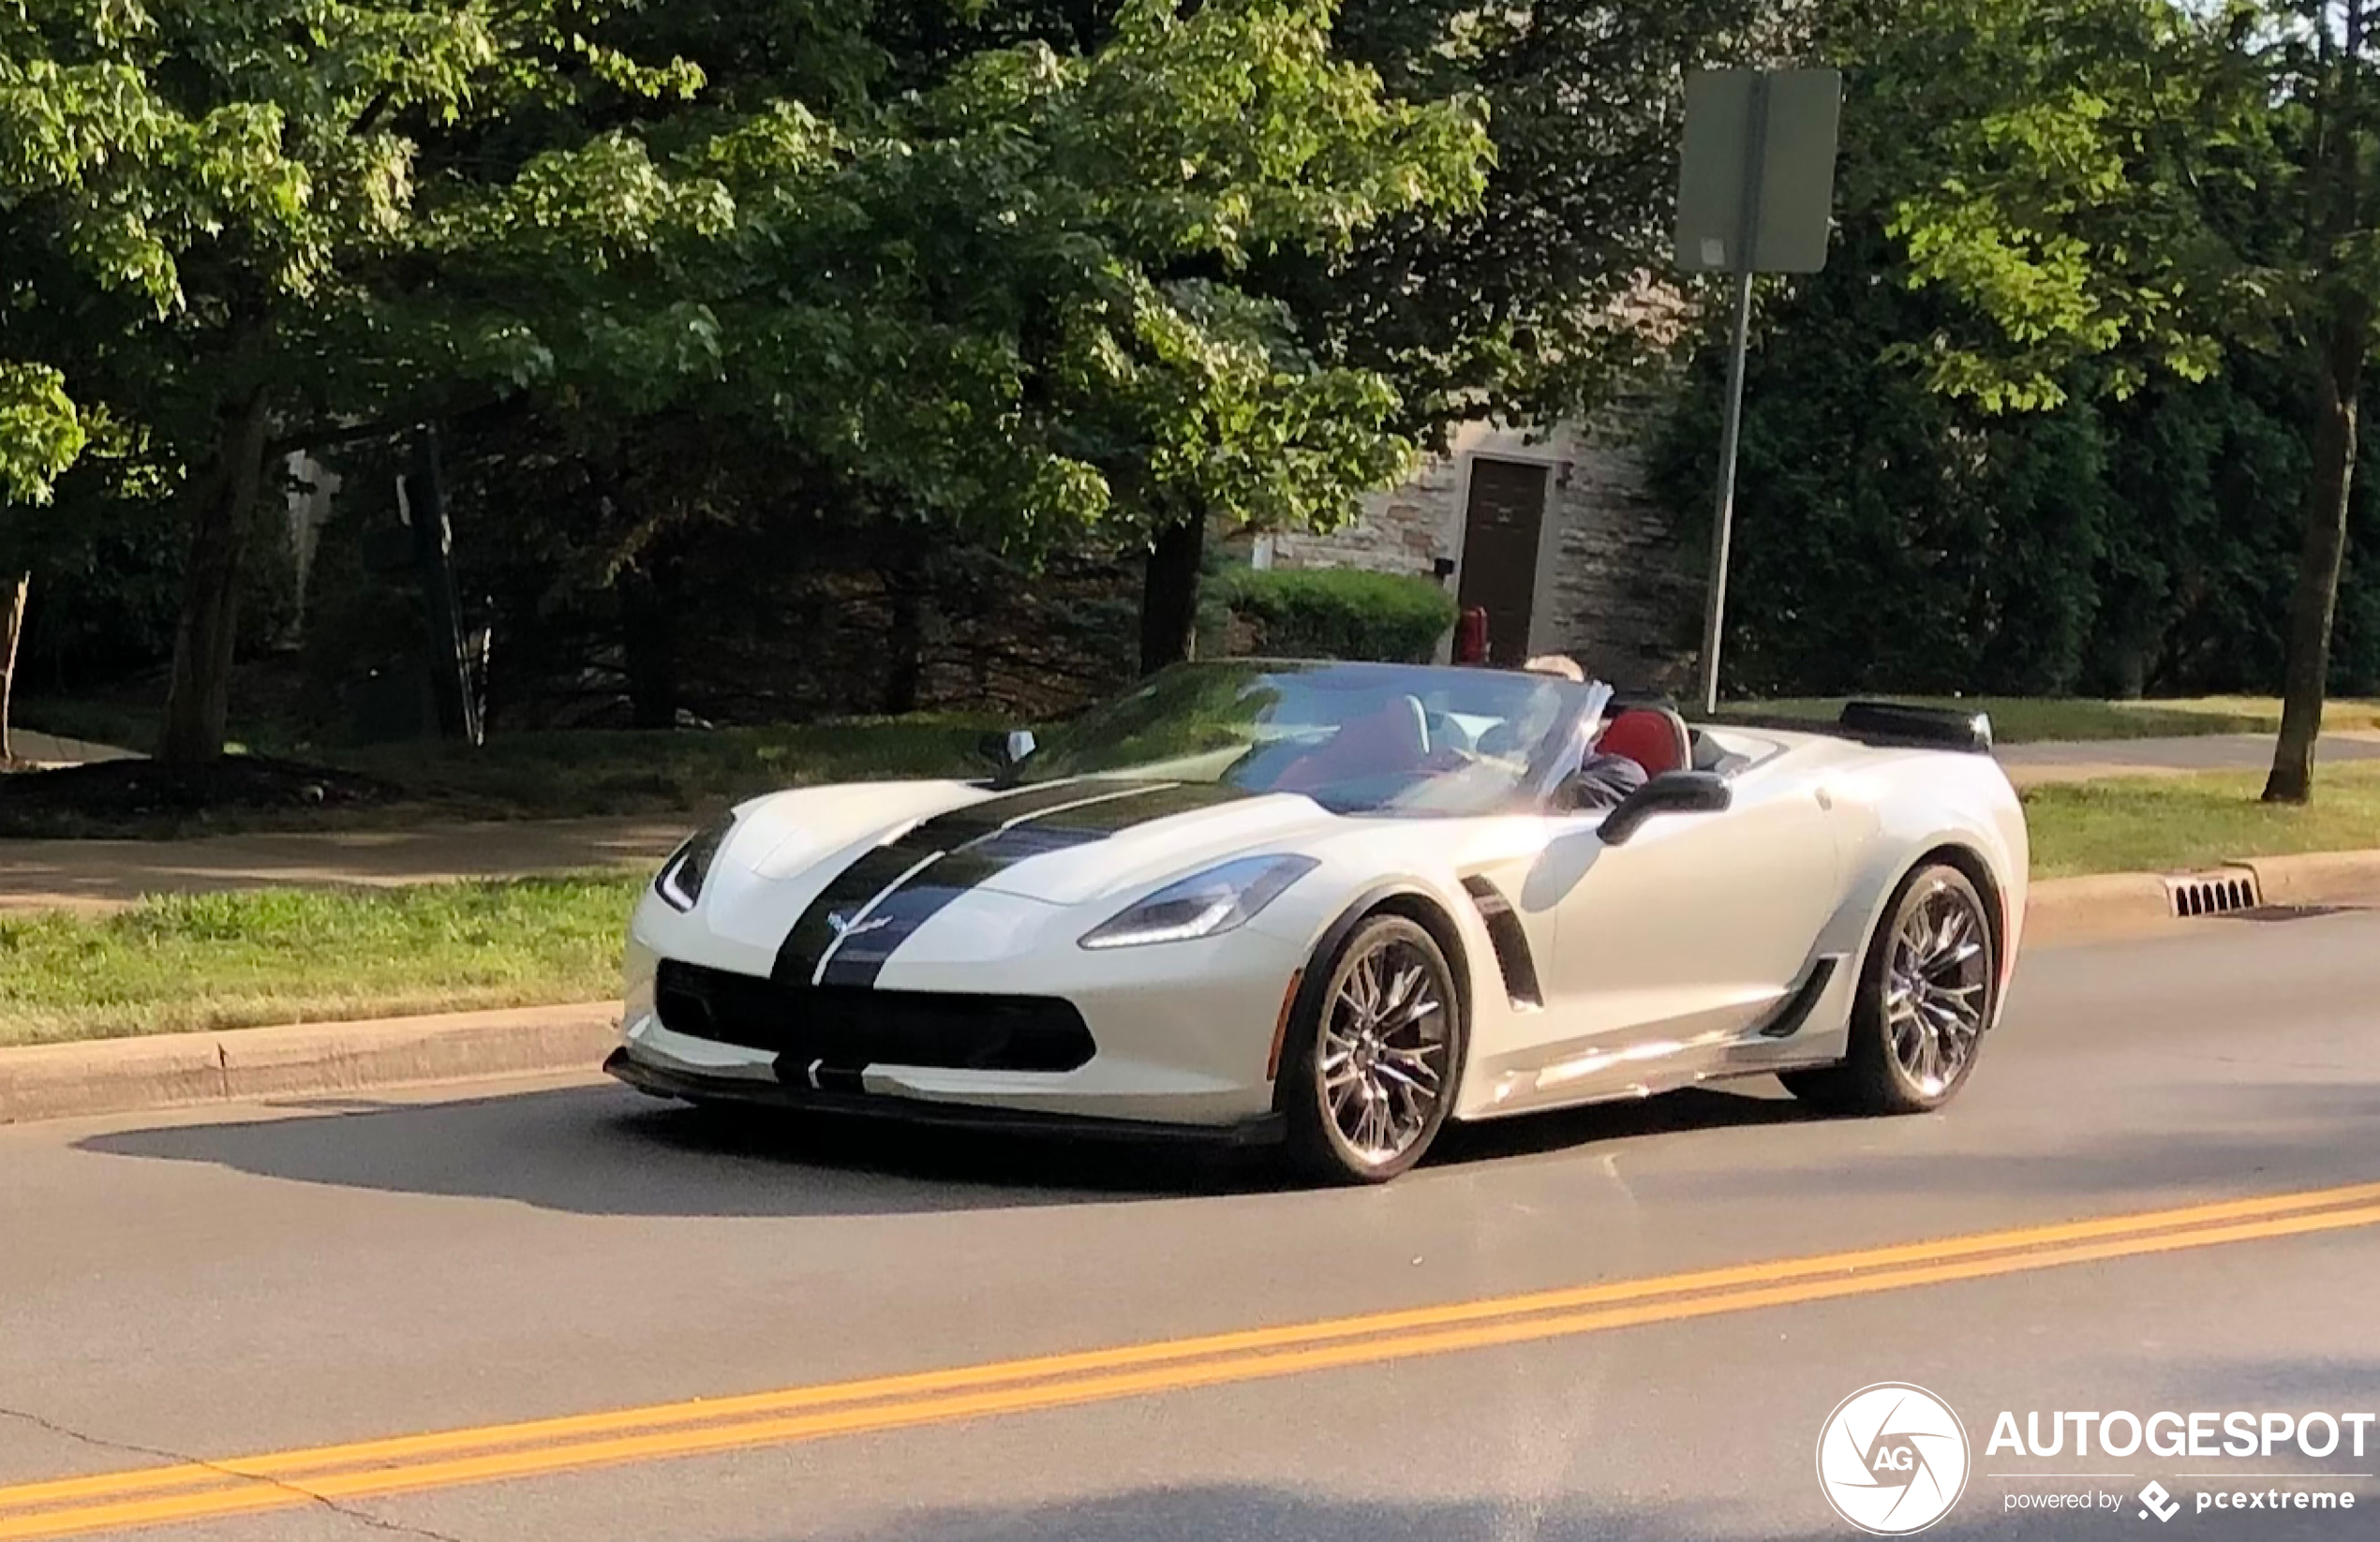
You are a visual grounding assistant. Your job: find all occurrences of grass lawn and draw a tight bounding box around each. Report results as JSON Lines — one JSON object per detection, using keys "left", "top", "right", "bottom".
{"left": 1720, "top": 694, "right": 2380, "bottom": 743}
{"left": 2021, "top": 762, "right": 2380, "bottom": 879}
{"left": 0, "top": 875, "right": 641, "bottom": 1047}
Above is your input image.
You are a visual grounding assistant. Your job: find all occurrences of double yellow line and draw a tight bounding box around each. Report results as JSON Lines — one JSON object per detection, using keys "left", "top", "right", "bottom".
{"left": 9, "top": 1179, "right": 2380, "bottom": 1540}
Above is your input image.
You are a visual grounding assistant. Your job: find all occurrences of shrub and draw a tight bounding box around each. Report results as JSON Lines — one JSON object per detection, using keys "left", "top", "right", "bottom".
{"left": 1218, "top": 567, "right": 1456, "bottom": 663}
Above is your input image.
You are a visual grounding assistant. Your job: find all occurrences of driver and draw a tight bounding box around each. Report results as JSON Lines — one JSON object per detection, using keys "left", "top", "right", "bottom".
{"left": 1569, "top": 737, "right": 1647, "bottom": 811}
{"left": 1523, "top": 655, "right": 1645, "bottom": 813}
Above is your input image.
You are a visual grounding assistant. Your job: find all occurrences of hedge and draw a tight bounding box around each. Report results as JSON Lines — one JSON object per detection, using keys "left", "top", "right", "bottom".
{"left": 1218, "top": 566, "right": 1457, "bottom": 663}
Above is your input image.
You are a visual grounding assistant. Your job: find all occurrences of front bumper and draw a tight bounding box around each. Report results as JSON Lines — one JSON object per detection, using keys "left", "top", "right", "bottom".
{"left": 604, "top": 1047, "right": 1286, "bottom": 1146}
{"left": 620, "top": 882, "right": 1309, "bottom": 1127}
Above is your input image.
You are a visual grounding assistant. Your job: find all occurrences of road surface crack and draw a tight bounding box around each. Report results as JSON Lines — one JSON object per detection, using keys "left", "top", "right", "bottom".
{"left": 0, "top": 1403, "right": 472, "bottom": 1542}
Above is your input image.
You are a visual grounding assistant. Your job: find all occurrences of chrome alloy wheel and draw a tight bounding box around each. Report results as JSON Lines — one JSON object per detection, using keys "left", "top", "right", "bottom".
{"left": 1884, "top": 880, "right": 1989, "bottom": 1098}
{"left": 1317, "top": 934, "right": 1452, "bottom": 1167}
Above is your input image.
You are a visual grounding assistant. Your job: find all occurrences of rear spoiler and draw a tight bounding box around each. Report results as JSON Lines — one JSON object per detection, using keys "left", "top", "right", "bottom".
{"left": 1717, "top": 700, "right": 1995, "bottom": 755}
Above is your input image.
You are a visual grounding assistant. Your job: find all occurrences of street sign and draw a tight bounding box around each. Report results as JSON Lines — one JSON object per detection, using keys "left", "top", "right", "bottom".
{"left": 1674, "top": 67, "right": 1842, "bottom": 717}
{"left": 1674, "top": 68, "right": 1842, "bottom": 274}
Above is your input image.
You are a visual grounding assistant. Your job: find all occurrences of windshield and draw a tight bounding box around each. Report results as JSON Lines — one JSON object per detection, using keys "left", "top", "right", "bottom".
{"left": 1004, "top": 660, "right": 1608, "bottom": 817}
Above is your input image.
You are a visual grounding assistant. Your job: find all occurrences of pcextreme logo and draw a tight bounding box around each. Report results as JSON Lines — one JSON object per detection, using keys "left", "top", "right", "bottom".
{"left": 1817, "top": 1383, "right": 1972, "bottom": 1535}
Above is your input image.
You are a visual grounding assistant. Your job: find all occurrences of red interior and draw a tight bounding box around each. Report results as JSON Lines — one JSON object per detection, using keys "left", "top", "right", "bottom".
{"left": 1596, "top": 707, "right": 1689, "bottom": 778}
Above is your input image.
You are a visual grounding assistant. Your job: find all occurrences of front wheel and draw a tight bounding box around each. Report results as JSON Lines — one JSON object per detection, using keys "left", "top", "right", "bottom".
{"left": 1279, "top": 915, "right": 1464, "bottom": 1184}
{"left": 1784, "top": 863, "right": 1996, "bottom": 1116}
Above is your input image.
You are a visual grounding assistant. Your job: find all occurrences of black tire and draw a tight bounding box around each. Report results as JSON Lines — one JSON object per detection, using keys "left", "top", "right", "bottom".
{"left": 1783, "top": 862, "right": 1997, "bottom": 1117}
{"left": 1278, "top": 914, "right": 1465, "bottom": 1184}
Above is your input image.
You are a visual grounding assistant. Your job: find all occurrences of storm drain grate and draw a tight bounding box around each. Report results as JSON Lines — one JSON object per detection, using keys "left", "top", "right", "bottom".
{"left": 2164, "top": 869, "right": 2262, "bottom": 918}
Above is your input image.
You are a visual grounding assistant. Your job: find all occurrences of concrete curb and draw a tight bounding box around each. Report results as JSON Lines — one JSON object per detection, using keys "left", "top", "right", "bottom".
{"left": 2026, "top": 848, "right": 2380, "bottom": 945}
{"left": 0, "top": 1001, "right": 617, "bottom": 1125}
{"left": 2228, "top": 849, "right": 2380, "bottom": 907}
{"left": 2023, "top": 870, "right": 2179, "bottom": 946}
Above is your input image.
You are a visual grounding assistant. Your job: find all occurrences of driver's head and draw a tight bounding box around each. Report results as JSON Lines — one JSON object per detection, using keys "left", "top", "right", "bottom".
{"left": 1524, "top": 653, "right": 1584, "bottom": 682}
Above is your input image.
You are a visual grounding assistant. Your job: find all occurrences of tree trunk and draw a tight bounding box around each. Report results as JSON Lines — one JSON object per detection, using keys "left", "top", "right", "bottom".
{"left": 617, "top": 554, "right": 680, "bottom": 731}
{"left": 2265, "top": 308, "right": 2367, "bottom": 803}
{"left": 1138, "top": 509, "right": 1206, "bottom": 675}
{"left": 883, "top": 579, "right": 925, "bottom": 715}
{"left": 159, "top": 392, "right": 273, "bottom": 764}
{"left": 0, "top": 573, "right": 26, "bottom": 763}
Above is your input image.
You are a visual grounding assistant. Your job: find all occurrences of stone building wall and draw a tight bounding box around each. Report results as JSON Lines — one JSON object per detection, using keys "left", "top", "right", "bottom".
{"left": 1259, "top": 389, "right": 1701, "bottom": 692}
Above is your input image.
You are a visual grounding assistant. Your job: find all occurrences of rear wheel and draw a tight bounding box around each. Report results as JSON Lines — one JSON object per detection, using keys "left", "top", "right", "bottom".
{"left": 1784, "top": 863, "right": 1996, "bottom": 1116}
{"left": 1280, "top": 915, "right": 1463, "bottom": 1184}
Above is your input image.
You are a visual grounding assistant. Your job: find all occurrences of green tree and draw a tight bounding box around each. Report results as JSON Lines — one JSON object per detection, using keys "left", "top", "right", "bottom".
{"left": 1262, "top": 0, "right": 1787, "bottom": 440}
{"left": 1848, "top": 0, "right": 2380, "bottom": 801}
{"left": 0, "top": 0, "right": 706, "bottom": 761}
{"left": 437, "top": 0, "right": 1490, "bottom": 681}
{"left": 7, "top": 0, "right": 1491, "bottom": 736}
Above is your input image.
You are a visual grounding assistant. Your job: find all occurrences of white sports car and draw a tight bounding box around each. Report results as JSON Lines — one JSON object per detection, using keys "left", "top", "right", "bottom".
{"left": 607, "top": 660, "right": 2028, "bottom": 1182}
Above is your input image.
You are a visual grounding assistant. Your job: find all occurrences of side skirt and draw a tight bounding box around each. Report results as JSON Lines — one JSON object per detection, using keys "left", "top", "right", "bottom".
{"left": 1452, "top": 953, "right": 1855, "bottom": 1123}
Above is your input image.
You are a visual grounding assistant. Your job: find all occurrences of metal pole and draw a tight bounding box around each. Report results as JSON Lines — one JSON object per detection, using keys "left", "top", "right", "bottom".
{"left": 1700, "top": 73, "right": 1769, "bottom": 719}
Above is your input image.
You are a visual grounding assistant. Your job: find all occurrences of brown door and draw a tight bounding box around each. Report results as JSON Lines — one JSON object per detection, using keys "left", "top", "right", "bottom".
{"left": 1455, "top": 458, "right": 1548, "bottom": 665}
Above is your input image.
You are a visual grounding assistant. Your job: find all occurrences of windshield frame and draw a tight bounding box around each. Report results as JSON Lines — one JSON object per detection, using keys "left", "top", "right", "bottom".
{"left": 993, "top": 660, "right": 1613, "bottom": 819}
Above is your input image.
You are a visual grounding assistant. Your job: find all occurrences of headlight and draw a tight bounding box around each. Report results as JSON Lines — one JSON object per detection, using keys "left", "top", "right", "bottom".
{"left": 654, "top": 814, "right": 735, "bottom": 912}
{"left": 1078, "top": 855, "right": 1317, "bottom": 950}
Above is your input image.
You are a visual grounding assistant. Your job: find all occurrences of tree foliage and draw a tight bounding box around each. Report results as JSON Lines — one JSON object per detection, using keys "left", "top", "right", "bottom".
{"left": 1822, "top": 0, "right": 2380, "bottom": 799}
{"left": 1269, "top": 0, "right": 1787, "bottom": 442}
{"left": 2, "top": 0, "right": 1496, "bottom": 752}
{"left": 1647, "top": 217, "right": 2370, "bottom": 701}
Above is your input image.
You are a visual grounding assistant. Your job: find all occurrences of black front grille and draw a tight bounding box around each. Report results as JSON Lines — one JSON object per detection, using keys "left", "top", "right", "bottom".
{"left": 652, "top": 960, "right": 1095, "bottom": 1073}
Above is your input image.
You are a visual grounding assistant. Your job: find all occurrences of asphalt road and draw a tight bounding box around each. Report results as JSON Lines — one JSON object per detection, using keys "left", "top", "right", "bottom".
{"left": 5, "top": 909, "right": 2379, "bottom": 1542}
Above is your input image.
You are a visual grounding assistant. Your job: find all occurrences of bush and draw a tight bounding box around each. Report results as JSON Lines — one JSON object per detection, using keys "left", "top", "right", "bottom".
{"left": 1218, "top": 567, "right": 1456, "bottom": 663}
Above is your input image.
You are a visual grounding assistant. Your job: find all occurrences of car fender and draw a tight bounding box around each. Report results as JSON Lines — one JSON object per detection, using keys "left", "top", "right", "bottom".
{"left": 1822, "top": 753, "right": 2029, "bottom": 1022}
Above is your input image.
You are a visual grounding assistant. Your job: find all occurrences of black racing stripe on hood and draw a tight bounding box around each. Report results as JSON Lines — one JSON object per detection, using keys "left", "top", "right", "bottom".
{"left": 770, "top": 779, "right": 1106, "bottom": 986}
{"left": 811, "top": 823, "right": 1108, "bottom": 986}
{"left": 789, "top": 778, "right": 1254, "bottom": 989}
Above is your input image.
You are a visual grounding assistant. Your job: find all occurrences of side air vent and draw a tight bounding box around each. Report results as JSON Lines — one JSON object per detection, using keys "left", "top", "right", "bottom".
{"left": 1461, "top": 876, "right": 1542, "bottom": 1011}
{"left": 1756, "top": 955, "right": 1840, "bottom": 1039}
{"left": 2165, "top": 868, "right": 2261, "bottom": 918}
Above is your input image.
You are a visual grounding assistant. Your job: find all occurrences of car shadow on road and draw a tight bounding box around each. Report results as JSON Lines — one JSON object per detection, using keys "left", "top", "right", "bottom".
{"left": 740, "top": 1480, "right": 2355, "bottom": 1542}
{"left": 1713, "top": 1075, "right": 2380, "bottom": 1206}
{"left": 73, "top": 1077, "right": 1829, "bottom": 1218}
{"left": 76, "top": 1083, "right": 1246, "bottom": 1216}
{"left": 779, "top": 1488, "right": 1778, "bottom": 1542}
{"left": 1425, "top": 1081, "right": 1819, "bottom": 1171}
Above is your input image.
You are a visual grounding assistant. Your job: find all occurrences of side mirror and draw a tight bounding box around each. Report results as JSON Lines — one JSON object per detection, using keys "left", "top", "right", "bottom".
{"left": 1598, "top": 770, "right": 1732, "bottom": 847}
{"left": 977, "top": 729, "right": 1037, "bottom": 767}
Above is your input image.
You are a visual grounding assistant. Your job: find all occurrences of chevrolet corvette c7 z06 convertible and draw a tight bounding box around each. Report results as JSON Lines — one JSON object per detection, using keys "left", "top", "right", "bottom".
{"left": 607, "top": 660, "right": 2028, "bottom": 1182}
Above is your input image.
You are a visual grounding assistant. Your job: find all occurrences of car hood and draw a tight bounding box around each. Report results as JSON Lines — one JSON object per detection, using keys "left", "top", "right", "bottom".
{"left": 729, "top": 776, "right": 1346, "bottom": 910}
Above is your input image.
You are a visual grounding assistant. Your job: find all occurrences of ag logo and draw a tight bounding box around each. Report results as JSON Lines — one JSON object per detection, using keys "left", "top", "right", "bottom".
{"left": 1816, "top": 1383, "right": 1971, "bottom": 1535}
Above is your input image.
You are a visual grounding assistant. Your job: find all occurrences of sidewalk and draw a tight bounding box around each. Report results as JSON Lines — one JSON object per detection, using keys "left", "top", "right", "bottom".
{"left": 5, "top": 727, "right": 141, "bottom": 766}
{"left": 1995, "top": 728, "right": 2380, "bottom": 787}
{"left": 0, "top": 817, "right": 689, "bottom": 912}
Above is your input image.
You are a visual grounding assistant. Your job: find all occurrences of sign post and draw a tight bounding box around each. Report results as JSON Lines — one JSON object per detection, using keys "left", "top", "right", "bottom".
{"left": 1674, "top": 67, "right": 1842, "bottom": 716}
